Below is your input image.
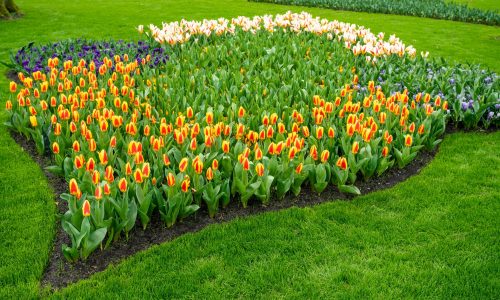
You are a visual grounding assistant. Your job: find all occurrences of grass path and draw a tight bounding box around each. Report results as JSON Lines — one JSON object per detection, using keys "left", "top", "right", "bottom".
{"left": 0, "top": 0, "right": 498, "bottom": 298}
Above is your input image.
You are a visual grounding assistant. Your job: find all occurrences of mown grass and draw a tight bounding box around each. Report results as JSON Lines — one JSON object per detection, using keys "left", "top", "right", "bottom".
{"left": 0, "top": 0, "right": 498, "bottom": 298}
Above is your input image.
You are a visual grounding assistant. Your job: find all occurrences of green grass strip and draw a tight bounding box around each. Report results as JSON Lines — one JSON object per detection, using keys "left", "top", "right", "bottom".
{"left": 249, "top": 0, "right": 500, "bottom": 25}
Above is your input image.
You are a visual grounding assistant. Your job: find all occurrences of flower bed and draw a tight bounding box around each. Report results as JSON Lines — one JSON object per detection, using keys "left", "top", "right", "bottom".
{"left": 248, "top": 0, "right": 500, "bottom": 25}
{"left": 8, "top": 39, "right": 169, "bottom": 74}
{"left": 3, "top": 12, "right": 498, "bottom": 260}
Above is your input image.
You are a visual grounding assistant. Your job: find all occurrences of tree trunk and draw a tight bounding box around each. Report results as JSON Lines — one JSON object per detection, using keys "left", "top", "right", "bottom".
{"left": 5, "top": 0, "right": 19, "bottom": 13}
{"left": 1, "top": 0, "right": 21, "bottom": 19}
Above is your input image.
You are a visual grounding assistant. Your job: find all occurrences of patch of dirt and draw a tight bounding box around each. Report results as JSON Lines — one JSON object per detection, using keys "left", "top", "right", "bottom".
{"left": 12, "top": 130, "right": 439, "bottom": 291}
{"left": 5, "top": 69, "right": 18, "bottom": 82}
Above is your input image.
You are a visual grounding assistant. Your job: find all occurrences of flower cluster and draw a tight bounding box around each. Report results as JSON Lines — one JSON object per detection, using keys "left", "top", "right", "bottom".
{"left": 142, "top": 11, "right": 417, "bottom": 60}
{"left": 4, "top": 50, "right": 446, "bottom": 259}
{"left": 10, "top": 39, "right": 169, "bottom": 74}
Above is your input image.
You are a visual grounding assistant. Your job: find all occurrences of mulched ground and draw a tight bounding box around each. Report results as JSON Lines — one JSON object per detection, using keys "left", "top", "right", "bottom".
{"left": 10, "top": 131, "right": 440, "bottom": 290}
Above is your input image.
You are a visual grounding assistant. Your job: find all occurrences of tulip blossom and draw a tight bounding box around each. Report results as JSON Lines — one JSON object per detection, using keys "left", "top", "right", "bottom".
{"left": 405, "top": 135, "right": 413, "bottom": 147}
{"left": 167, "top": 173, "right": 176, "bottom": 187}
{"left": 336, "top": 157, "right": 348, "bottom": 170}
{"left": 82, "top": 200, "right": 91, "bottom": 217}
{"left": 95, "top": 186, "right": 103, "bottom": 200}
{"left": 52, "top": 142, "right": 60, "bottom": 154}
{"left": 69, "top": 179, "right": 79, "bottom": 196}
{"left": 295, "top": 163, "right": 303, "bottom": 174}
{"left": 118, "top": 178, "right": 127, "bottom": 192}
{"left": 179, "top": 157, "right": 189, "bottom": 173}
{"left": 352, "top": 141, "right": 359, "bottom": 154}
{"left": 181, "top": 176, "right": 190, "bottom": 192}
{"left": 255, "top": 163, "right": 264, "bottom": 176}
{"left": 320, "top": 150, "right": 330, "bottom": 163}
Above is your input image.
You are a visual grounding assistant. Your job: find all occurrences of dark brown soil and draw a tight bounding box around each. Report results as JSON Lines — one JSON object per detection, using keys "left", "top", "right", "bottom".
{"left": 5, "top": 69, "right": 18, "bottom": 82}
{"left": 12, "top": 130, "right": 439, "bottom": 291}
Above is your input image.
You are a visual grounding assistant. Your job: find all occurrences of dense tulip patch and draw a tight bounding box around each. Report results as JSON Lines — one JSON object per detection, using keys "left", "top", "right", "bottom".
{"left": 3, "top": 12, "right": 497, "bottom": 260}
{"left": 8, "top": 39, "right": 169, "bottom": 74}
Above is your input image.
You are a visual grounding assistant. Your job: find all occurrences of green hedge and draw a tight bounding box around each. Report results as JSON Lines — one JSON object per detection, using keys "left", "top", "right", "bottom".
{"left": 249, "top": 0, "right": 500, "bottom": 25}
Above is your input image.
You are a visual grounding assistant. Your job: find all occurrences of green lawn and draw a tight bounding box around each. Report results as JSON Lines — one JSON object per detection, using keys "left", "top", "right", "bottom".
{"left": 0, "top": 0, "right": 499, "bottom": 298}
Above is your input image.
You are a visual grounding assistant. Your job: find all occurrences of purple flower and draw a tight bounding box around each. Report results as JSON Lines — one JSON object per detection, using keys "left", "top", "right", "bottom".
{"left": 461, "top": 102, "right": 469, "bottom": 111}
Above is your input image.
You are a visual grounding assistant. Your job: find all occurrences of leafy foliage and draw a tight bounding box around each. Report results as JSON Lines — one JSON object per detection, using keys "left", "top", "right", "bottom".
{"left": 249, "top": 0, "right": 500, "bottom": 25}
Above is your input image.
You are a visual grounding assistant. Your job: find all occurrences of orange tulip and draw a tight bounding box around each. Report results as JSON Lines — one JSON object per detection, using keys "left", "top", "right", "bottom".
{"left": 352, "top": 141, "right": 359, "bottom": 154}
{"left": 104, "top": 183, "right": 111, "bottom": 195}
{"left": 241, "top": 157, "right": 250, "bottom": 171}
{"left": 134, "top": 152, "right": 144, "bottom": 165}
{"left": 316, "top": 126, "right": 324, "bottom": 139}
{"left": 9, "top": 81, "right": 17, "bottom": 93}
{"left": 125, "top": 162, "right": 132, "bottom": 175}
{"left": 206, "top": 111, "right": 214, "bottom": 124}
{"left": 193, "top": 159, "right": 203, "bottom": 175}
{"left": 167, "top": 173, "right": 176, "bottom": 187}
{"left": 408, "top": 122, "right": 415, "bottom": 133}
{"left": 381, "top": 146, "right": 389, "bottom": 157}
{"left": 336, "top": 157, "right": 348, "bottom": 170}
{"left": 74, "top": 155, "right": 85, "bottom": 169}
{"left": 405, "top": 135, "right": 413, "bottom": 147}
{"left": 295, "top": 163, "right": 303, "bottom": 174}
{"left": 142, "top": 163, "right": 150, "bottom": 178}
{"left": 190, "top": 138, "right": 197, "bottom": 151}
{"left": 222, "top": 140, "right": 230, "bottom": 153}
{"left": 175, "top": 115, "right": 185, "bottom": 128}
{"left": 118, "top": 178, "right": 127, "bottom": 192}
{"left": 52, "top": 142, "right": 60, "bottom": 154}
{"left": 82, "top": 200, "right": 91, "bottom": 217}
{"left": 88, "top": 139, "right": 97, "bottom": 152}
{"left": 320, "top": 150, "right": 330, "bottom": 163}
{"left": 270, "top": 113, "right": 278, "bottom": 125}
{"left": 110, "top": 136, "right": 117, "bottom": 148}
{"left": 134, "top": 169, "right": 143, "bottom": 183}
{"left": 105, "top": 165, "right": 114, "bottom": 182}
{"left": 95, "top": 186, "right": 103, "bottom": 200}
{"left": 69, "top": 179, "right": 79, "bottom": 196}
{"left": 5, "top": 100, "right": 12, "bottom": 110}
{"left": 86, "top": 158, "right": 95, "bottom": 172}
{"left": 238, "top": 106, "right": 246, "bottom": 118}
{"left": 181, "top": 176, "right": 190, "bottom": 192}
{"left": 212, "top": 159, "right": 219, "bottom": 170}
{"left": 179, "top": 157, "right": 189, "bottom": 173}
{"left": 163, "top": 154, "right": 171, "bottom": 166}
{"left": 418, "top": 124, "right": 425, "bottom": 135}
{"left": 92, "top": 170, "right": 100, "bottom": 185}
{"left": 98, "top": 149, "right": 108, "bottom": 165}
{"left": 328, "top": 127, "right": 335, "bottom": 138}
{"left": 255, "top": 163, "right": 264, "bottom": 177}
{"left": 187, "top": 107, "right": 194, "bottom": 119}
{"left": 288, "top": 146, "right": 297, "bottom": 160}
{"left": 278, "top": 122, "right": 286, "bottom": 134}
{"left": 206, "top": 167, "right": 214, "bottom": 181}
{"left": 310, "top": 145, "right": 318, "bottom": 160}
